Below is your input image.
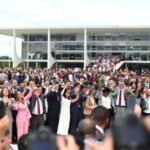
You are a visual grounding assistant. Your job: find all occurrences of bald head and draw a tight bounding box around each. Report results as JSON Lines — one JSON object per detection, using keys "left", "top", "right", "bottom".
{"left": 78, "top": 119, "right": 96, "bottom": 137}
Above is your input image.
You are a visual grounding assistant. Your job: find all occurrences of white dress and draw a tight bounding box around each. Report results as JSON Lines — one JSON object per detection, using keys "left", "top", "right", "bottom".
{"left": 57, "top": 97, "right": 71, "bottom": 135}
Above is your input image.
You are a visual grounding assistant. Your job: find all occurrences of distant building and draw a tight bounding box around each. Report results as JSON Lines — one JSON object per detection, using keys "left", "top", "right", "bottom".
{"left": 0, "top": 26, "right": 150, "bottom": 68}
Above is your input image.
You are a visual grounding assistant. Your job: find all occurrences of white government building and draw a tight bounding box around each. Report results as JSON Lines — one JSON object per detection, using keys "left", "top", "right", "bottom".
{"left": 0, "top": 26, "right": 150, "bottom": 69}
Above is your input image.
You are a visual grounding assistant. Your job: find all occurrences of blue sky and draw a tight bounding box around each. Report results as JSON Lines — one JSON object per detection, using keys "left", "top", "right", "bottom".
{"left": 0, "top": 0, "right": 150, "bottom": 57}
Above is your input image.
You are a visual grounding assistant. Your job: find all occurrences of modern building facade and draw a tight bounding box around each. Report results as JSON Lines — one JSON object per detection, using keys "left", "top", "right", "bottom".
{"left": 0, "top": 26, "right": 150, "bottom": 68}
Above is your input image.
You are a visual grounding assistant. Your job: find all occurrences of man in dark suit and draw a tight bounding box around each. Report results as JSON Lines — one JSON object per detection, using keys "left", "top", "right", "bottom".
{"left": 46, "top": 83, "right": 60, "bottom": 133}
{"left": 108, "top": 78, "right": 119, "bottom": 108}
{"left": 91, "top": 106, "right": 109, "bottom": 141}
{"left": 114, "top": 78, "right": 128, "bottom": 119}
{"left": 30, "top": 87, "right": 47, "bottom": 131}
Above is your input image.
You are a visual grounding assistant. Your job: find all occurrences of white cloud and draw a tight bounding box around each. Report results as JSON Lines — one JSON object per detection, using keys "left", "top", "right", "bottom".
{"left": 1, "top": 0, "right": 150, "bottom": 26}
{"left": 1, "top": 0, "right": 150, "bottom": 57}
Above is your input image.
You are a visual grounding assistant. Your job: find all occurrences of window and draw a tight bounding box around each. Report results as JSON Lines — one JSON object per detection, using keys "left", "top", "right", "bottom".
{"left": 119, "top": 34, "right": 126, "bottom": 41}
{"left": 97, "top": 35, "right": 104, "bottom": 41}
{"left": 141, "top": 46, "right": 148, "bottom": 50}
{"left": 104, "top": 35, "right": 112, "bottom": 41}
{"left": 112, "top": 46, "right": 118, "bottom": 51}
{"left": 112, "top": 34, "right": 118, "bottom": 41}
{"left": 105, "top": 46, "right": 112, "bottom": 51}
{"left": 118, "top": 46, "right": 126, "bottom": 51}
{"left": 133, "top": 46, "right": 141, "bottom": 51}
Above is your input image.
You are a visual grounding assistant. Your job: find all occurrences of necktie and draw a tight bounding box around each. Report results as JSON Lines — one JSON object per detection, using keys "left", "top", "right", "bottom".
{"left": 119, "top": 89, "right": 122, "bottom": 106}
{"left": 55, "top": 92, "right": 59, "bottom": 101}
{"left": 37, "top": 97, "right": 41, "bottom": 114}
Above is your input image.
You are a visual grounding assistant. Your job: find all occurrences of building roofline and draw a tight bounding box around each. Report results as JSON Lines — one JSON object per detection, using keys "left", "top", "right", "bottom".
{"left": 1, "top": 26, "right": 150, "bottom": 37}
{"left": 1, "top": 25, "right": 150, "bottom": 29}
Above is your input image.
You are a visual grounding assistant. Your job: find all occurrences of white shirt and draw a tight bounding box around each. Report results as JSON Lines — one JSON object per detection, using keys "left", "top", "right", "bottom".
{"left": 104, "top": 76, "right": 110, "bottom": 86}
{"left": 32, "top": 97, "right": 43, "bottom": 115}
{"left": 144, "top": 98, "right": 150, "bottom": 113}
{"left": 44, "top": 87, "right": 50, "bottom": 113}
{"left": 96, "top": 125, "right": 104, "bottom": 135}
{"left": 101, "top": 95, "right": 112, "bottom": 109}
{"left": 116, "top": 89, "right": 126, "bottom": 106}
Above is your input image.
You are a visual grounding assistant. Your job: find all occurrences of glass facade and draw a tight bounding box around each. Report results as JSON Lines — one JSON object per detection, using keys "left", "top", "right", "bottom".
{"left": 22, "top": 34, "right": 48, "bottom": 60}
{"left": 22, "top": 33, "right": 84, "bottom": 60}
{"left": 21, "top": 30, "right": 150, "bottom": 62}
{"left": 87, "top": 32, "right": 150, "bottom": 60}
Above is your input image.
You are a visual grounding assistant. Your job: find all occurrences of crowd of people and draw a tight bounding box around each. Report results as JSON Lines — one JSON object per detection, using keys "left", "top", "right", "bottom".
{"left": 0, "top": 64, "right": 150, "bottom": 150}
{"left": 91, "top": 55, "right": 122, "bottom": 72}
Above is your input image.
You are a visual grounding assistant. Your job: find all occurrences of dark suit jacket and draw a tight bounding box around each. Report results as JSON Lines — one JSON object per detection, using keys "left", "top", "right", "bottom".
{"left": 47, "top": 91, "right": 60, "bottom": 114}
{"left": 41, "top": 87, "right": 46, "bottom": 95}
{"left": 70, "top": 89, "right": 79, "bottom": 112}
{"left": 30, "top": 94, "right": 47, "bottom": 114}
{"left": 79, "top": 91, "right": 87, "bottom": 111}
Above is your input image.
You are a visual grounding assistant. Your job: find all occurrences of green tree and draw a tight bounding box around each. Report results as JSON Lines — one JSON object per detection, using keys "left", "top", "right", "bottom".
{"left": 0, "top": 56, "right": 12, "bottom": 67}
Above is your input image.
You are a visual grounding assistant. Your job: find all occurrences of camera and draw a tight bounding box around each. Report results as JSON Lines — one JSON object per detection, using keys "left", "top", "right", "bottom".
{"left": 27, "top": 126, "right": 58, "bottom": 150}
{"left": 112, "top": 114, "right": 150, "bottom": 150}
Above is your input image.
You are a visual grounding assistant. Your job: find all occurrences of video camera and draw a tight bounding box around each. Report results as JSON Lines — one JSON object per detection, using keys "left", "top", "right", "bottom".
{"left": 112, "top": 114, "right": 150, "bottom": 150}
{"left": 27, "top": 126, "right": 58, "bottom": 150}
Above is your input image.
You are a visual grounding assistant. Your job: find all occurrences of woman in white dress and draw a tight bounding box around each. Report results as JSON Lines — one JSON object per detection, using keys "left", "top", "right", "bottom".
{"left": 57, "top": 88, "right": 79, "bottom": 135}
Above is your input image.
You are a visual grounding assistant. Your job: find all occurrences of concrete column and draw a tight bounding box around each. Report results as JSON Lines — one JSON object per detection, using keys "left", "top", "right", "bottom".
{"left": 84, "top": 28, "right": 90, "bottom": 70}
{"left": 47, "top": 29, "right": 56, "bottom": 68}
{"left": 27, "top": 33, "right": 29, "bottom": 68}
{"left": 13, "top": 29, "right": 22, "bottom": 68}
{"left": 36, "top": 62, "right": 38, "bottom": 68}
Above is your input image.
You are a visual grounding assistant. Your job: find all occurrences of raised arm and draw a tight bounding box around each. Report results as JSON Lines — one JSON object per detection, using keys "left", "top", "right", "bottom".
{"left": 70, "top": 94, "right": 79, "bottom": 103}
{"left": 95, "top": 91, "right": 100, "bottom": 100}
{"left": 12, "top": 101, "right": 19, "bottom": 110}
{"left": 41, "top": 79, "right": 45, "bottom": 88}
{"left": 60, "top": 88, "right": 66, "bottom": 100}
{"left": 24, "top": 88, "right": 33, "bottom": 102}
{"left": 74, "top": 74, "right": 81, "bottom": 85}
{"left": 109, "top": 88, "right": 118, "bottom": 97}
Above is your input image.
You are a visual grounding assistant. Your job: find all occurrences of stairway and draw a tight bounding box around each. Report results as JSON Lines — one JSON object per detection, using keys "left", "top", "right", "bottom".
{"left": 113, "top": 61, "right": 125, "bottom": 72}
